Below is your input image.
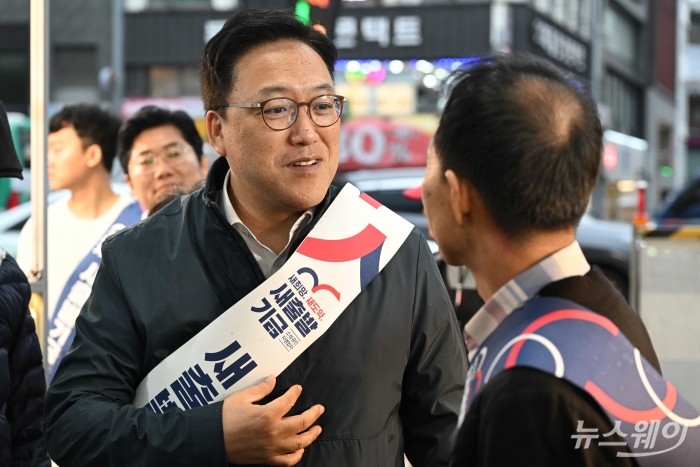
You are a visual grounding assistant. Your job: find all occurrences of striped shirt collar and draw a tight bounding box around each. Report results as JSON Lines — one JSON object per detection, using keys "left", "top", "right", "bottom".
{"left": 463, "top": 241, "right": 590, "bottom": 360}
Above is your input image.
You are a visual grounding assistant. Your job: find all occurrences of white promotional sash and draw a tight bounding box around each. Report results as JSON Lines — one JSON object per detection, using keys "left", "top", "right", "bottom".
{"left": 48, "top": 201, "right": 143, "bottom": 380}
{"left": 134, "top": 183, "right": 414, "bottom": 411}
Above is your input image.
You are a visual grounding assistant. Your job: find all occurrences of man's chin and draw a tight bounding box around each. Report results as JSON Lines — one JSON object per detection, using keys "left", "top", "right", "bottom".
{"left": 155, "top": 186, "right": 181, "bottom": 200}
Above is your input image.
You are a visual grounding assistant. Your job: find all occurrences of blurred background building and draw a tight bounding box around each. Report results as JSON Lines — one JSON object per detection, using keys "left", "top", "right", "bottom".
{"left": 687, "top": 1, "right": 700, "bottom": 178}
{"left": 0, "top": 0, "right": 695, "bottom": 219}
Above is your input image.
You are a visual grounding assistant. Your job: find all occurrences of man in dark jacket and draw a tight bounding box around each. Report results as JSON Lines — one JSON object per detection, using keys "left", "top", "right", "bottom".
{"left": 0, "top": 100, "right": 50, "bottom": 466}
{"left": 44, "top": 9, "right": 467, "bottom": 467}
{"left": 420, "top": 54, "right": 662, "bottom": 466}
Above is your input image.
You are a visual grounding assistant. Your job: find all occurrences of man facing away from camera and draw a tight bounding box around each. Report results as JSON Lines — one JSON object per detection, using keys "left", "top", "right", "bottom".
{"left": 44, "top": 9, "right": 466, "bottom": 467}
{"left": 420, "top": 53, "right": 668, "bottom": 466}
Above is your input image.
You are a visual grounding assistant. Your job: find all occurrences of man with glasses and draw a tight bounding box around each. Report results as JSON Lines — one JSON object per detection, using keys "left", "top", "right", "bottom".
{"left": 116, "top": 105, "right": 209, "bottom": 214}
{"left": 44, "top": 9, "right": 466, "bottom": 467}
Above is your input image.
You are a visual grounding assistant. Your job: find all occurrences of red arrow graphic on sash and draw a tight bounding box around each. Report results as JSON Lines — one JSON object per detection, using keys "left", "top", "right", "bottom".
{"left": 297, "top": 224, "right": 386, "bottom": 262}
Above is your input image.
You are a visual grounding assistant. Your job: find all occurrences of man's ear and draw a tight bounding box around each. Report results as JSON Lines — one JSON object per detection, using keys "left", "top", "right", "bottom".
{"left": 84, "top": 143, "right": 103, "bottom": 169}
{"left": 125, "top": 173, "right": 134, "bottom": 193}
{"left": 445, "top": 169, "right": 470, "bottom": 226}
{"left": 206, "top": 110, "right": 226, "bottom": 156}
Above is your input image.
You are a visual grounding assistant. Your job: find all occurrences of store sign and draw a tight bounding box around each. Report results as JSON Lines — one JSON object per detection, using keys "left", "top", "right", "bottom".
{"left": 121, "top": 97, "right": 205, "bottom": 119}
{"left": 602, "top": 130, "right": 648, "bottom": 182}
{"left": 334, "top": 15, "right": 422, "bottom": 49}
{"left": 530, "top": 17, "right": 587, "bottom": 73}
{"left": 339, "top": 118, "right": 430, "bottom": 171}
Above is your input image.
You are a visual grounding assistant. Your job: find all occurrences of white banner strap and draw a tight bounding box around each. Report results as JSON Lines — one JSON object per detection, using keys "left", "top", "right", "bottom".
{"left": 133, "top": 183, "right": 414, "bottom": 411}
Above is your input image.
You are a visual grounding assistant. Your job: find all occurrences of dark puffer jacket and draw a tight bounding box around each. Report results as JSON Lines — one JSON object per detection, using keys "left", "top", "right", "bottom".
{"left": 0, "top": 249, "right": 50, "bottom": 466}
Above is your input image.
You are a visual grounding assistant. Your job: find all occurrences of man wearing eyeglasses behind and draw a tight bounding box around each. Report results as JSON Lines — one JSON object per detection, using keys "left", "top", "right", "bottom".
{"left": 116, "top": 106, "right": 209, "bottom": 214}
{"left": 44, "top": 8, "right": 466, "bottom": 467}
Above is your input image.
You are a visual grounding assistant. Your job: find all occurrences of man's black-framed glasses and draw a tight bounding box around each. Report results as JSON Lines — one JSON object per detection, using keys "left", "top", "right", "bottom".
{"left": 216, "top": 94, "right": 347, "bottom": 131}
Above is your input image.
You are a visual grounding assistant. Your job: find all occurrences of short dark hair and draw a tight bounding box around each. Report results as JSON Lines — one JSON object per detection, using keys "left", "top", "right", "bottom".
{"left": 117, "top": 106, "right": 204, "bottom": 174}
{"left": 49, "top": 104, "right": 121, "bottom": 173}
{"left": 434, "top": 53, "right": 602, "bottom": 237}
{"left": 200, "top": 8, "right": 337, "bottom": 113}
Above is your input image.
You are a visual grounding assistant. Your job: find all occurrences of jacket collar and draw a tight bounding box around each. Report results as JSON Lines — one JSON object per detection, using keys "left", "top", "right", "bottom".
{"left": 202, "top": 156, "right": 229, "bottom": 205}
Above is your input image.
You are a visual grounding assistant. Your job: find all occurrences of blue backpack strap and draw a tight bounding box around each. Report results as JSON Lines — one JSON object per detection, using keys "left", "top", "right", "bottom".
{"left": 47, "top": 201, "right": 142, "bottom": 380}
{"left": 464, "top": 296, "right": 700, "bottom": 466}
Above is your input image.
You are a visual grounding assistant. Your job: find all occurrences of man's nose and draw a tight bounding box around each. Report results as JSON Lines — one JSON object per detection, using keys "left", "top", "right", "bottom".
{"left": 153, "top": 155, "right": 175, "bottom": 177}
{"left": 288, "top": 106, "right": 319, "bottom": 144}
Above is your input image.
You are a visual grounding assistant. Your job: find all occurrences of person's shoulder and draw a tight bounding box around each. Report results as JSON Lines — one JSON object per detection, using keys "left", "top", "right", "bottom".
{"left": 322, "top": 184, "right": 430, "bottom": 257}
{"left": 539, "top": 268, "right": 660, "bottom": 371}
{"left": 0, "top": 248, "right": 30, "bottom": 296}
{"left": 537, "top": 270, "right": 637, "bottom": 334}
{"left": 19, "top": 196, "right": 66, "bottom": 235}
{"left": 103, "top": 193, "right": 193, "bottom": 249}
{"left": 472, "top": 367, "right": 608, "bottom": 426}
{"left": 0, "top": 247, "right": 11, "bottom": 274}
{"left": 459, "top": 367, "right": 631, "bottom": 466}
{"left": 399, "top": 225, "right": 435, "bottom": 256}
{"left": 48, "top": 195, "right": 71, "bottom": 212}
{"left": 44, "top": 196, "right": 77, "bottom": 225}
{"left": 482, "top": 366, "right": 583, "bottom": 399}
{"left": 114, "top": 193, "right": 136, "bottom": 210}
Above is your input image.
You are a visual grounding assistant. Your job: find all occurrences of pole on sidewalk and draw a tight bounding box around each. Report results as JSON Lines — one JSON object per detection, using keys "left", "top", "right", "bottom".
{"left": 29, "top": 0, "right": 50, "bottom": 380}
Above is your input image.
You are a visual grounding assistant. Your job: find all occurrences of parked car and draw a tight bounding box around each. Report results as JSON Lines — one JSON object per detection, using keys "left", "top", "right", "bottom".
{"left": 0, "top": 190, "right": 68, "bottom": 257}
{"left": 653, "top": 171, "right": 700, "bottom": 226}
{"left": 333, "top": 167, "right": 633, "bottom": 301}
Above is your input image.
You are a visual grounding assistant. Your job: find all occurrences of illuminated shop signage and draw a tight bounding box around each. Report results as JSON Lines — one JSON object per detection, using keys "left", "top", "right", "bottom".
{"left": 334, "top": 15, "right": 422, "bottom": 49}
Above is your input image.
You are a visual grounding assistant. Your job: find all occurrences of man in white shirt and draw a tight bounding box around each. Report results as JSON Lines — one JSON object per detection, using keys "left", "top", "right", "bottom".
{"left": 17, "top": 103, "right": 140, "bottom": 379}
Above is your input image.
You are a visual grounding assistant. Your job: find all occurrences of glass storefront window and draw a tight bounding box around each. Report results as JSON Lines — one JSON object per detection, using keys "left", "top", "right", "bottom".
{"left": 532, "top": 0, "right": 590, "bottom": 39}
{"left": 533, "top": 0, "right": 552, "bottom": 14}
{"left": 690, "top": 11, "right": 700, "bottom": 44}
{"left": 53, "top": 47, "right": 99, "bottom": 103}
{"left": 603, "top": 5, "right": 638, "bottom": 67}
{"left": 579, "top": 0, "right": 591, "bottom": 39}
{"left": 603, "top": 72, "right": 641, "bottom": 137}
{"left": 334, "top": 58, "right": 468, "bottom": 117}
{"left": 690, "top": 96, "right": 700, "bottom": 136}
{"left": 150, "top": 0, "right": 209, "bottom": 5}
{"left": 149, "top": 66, "right": 200, "bottom": 97}
{"left": 566, "top": 0, "right": 579, "bottom": 33}
{"left": 126, "top": 0, "right": 215, "bottom": 11}
{"left": 552, "top": 0, "right": 566, "bottom": 24}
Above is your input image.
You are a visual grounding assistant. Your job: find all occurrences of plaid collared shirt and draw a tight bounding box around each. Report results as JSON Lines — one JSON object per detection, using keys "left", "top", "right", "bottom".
{"left": 463, "top": 241, "right": 591, "bottom": 361}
